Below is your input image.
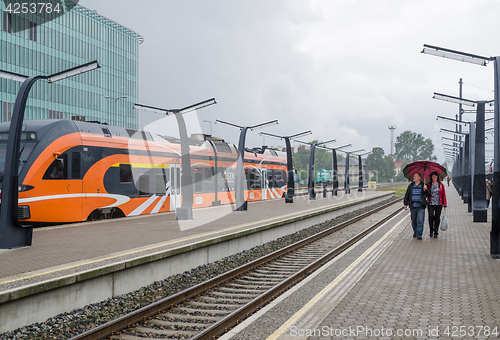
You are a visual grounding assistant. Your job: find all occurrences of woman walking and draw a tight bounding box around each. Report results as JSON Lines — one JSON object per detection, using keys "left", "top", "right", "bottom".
{"left": 427, "top": 171, "right": 447, "bottom": 238}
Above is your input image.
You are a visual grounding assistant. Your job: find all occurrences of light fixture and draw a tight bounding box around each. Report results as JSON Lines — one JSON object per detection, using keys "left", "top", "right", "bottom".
{"left": 436, "top": 115, "right": 469, "bottom": 126}
{"left": 422, "top": 44, "right": 490, "bottom": 66}
{"left": 0, "top": 70, "right": 28, "bottom": 82}
{"left": 433, "top": 93, "right": 476, "bottom": 107}
{"left": 260, "top": 130, "right": 312, "bottom": 141}
{"left": 442, "top": 136, "right": 464, "bottom": 144}
{"left": 249, "top": 120, "right": 279, "bottom": 131}
{"left": 47, "top": 60, "right": 100, "bottom": 83}
{"left": 440, "top": 128, "right": 468, "bottom": 136}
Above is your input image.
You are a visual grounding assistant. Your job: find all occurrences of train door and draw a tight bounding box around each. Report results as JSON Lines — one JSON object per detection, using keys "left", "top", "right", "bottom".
{"left": 261, "top": 169, "right": 268, "bottom": 200}
{"left": 170, "top": 163, "right": 182, "bottom": 210}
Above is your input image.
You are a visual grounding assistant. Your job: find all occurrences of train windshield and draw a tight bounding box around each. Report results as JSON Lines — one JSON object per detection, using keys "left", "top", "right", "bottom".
{"left": 0, "top": 141, "right": 37, "bottom": 179}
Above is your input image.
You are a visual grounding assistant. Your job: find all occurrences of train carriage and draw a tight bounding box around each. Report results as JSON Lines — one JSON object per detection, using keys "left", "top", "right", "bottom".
{"left": 0, "top": 120, "right": 288, "bottom": 225}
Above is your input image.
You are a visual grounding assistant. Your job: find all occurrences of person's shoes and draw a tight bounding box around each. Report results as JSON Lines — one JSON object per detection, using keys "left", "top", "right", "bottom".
{"left": 413, "top": 233, "right": 416, "bottom": 238}
{"left": 433, "top": 234, "right": 438, "bottom": 238}
{"left": 430, "top": 234, "right": 433, "bottom": 238}
{"left": 417, "top": 237, "right": 422, "bottom": 240}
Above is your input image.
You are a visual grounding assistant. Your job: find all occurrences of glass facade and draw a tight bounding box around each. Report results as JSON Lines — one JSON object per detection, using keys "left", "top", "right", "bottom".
{"left": 0, "top": 1, "right": 141, "bottom": 128}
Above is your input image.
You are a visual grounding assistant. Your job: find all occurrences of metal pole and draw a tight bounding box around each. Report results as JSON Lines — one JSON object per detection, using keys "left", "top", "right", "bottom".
{"left": 0, "top": 76, "right": 45, "bottom": 249}
{"left": 469, "top": 123, "right": 475, "bottom": 214}
{"left": 459, "top": 78, "right": 463, "bottom": 142}
{"left": 358, "top": 155, "right": 363, "bottom": 192}
{"left": 463, "top": 134, "right": 470, "bottom": 206}
{"left": 345, "top": 153, "right": 350, "bottom": 194}
{"left": 332, "top": 149, "right": 338, "bottom": 196}
{"left": 491, "top": 57, "right": 500, "bottom": 257}
{"left": 284, "top": 137, "right": 294, "bottom": 203}
{"left": 308, "top": 144, "right": 317, "bottom": 200}
{"left": 235, "top": 127, "right": 249, "bottom": 211}
{"left": 174, "top": 112, "right": 194, "bottom": 220}
{"left": 206, "top": 140, "right": 221, "bottom": 206}
{"left": 473, "top": 102, "right": 487, "bottom": 222}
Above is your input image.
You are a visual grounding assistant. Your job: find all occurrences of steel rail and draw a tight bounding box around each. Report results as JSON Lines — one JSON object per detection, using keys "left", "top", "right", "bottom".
{"left": 69, "top": 197, "right": 403, "bottom": 340}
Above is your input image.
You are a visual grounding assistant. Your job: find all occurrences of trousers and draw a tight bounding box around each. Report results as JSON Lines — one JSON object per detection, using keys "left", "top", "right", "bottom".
{"left": 428, "top": 205, "right": 443, "bottom": 236}
{"left": 410, "top": 207, "right": 425, "bottom": 238}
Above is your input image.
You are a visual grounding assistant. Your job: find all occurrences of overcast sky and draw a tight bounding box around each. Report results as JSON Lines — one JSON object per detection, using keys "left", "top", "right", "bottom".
{"left": 82, "top": 0, "right": 498, "bottom": 164}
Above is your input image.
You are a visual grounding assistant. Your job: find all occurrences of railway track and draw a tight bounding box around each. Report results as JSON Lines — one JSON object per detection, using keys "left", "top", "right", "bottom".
{"left": 70, "top": 198, "right": 404, "bottom": 340}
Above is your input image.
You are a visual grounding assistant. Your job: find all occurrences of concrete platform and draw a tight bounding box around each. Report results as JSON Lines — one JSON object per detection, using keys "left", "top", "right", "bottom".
{"left": 0, "top": 190, "right": 392, "bottom": 332}
{"left": 244, "top": 185, "right": 500, "bottom": 340}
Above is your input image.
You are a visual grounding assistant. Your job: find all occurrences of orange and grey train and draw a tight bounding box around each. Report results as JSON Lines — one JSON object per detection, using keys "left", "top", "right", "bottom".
{"left": 0, "top": 120, "right": 288, "bottom": 225}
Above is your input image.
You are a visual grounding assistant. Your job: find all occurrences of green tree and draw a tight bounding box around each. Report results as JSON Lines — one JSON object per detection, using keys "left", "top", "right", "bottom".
{"left": 394, "top": 131, "right": 437, "bottom": 162}
{"left": 365, "top": 147, "right": 395, "bottom": 183}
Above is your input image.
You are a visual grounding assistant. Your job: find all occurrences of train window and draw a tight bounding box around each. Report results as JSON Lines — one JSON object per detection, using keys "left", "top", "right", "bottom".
{"left": 156, "top": 174, "right": 166, "bottom": 196}
{"left": 138, "top": 174, "right": 150, "bottom": 196}
{"left": 194, "top": 168, "right": 203, "bottom": 193}
{"left": 119, "top": 164, "right": 133, "bottom": 183}
{"left": 267, "top": 170, "right": 275, "bottom": 188}
{"left": 246, "top": 169, "right": 261, "bottom": 190}
{"left": 101, "top": 127, "right": 112, "bottom": 138}
{"left": 71, "top": 152, "right": 81, "bottom": 179}
{"left": 43, "top": 154, "right": 68, "bottom": 180}
{"left": 204, "top": 167, "right": 212, "bottom": 182}
{"left": 176, "top": 168, "right": 181, "bottom": 191}
{"left": 275, "top": 170, "right": 287, "bottom": 187}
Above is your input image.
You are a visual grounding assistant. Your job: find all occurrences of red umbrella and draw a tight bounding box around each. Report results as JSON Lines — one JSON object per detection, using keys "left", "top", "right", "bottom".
{"left": 402, "top": 160, "right": 447, "bottom": 184}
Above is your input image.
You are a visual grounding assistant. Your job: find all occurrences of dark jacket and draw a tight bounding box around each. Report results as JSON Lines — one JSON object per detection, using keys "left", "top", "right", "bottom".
{"left": 404, "top": 182, "right": 430, "bottom": 209}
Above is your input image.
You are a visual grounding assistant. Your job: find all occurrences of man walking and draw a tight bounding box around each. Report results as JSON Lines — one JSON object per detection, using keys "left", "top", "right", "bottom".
{"left": 404, "top": 173, "right": 430, "bottom": 239}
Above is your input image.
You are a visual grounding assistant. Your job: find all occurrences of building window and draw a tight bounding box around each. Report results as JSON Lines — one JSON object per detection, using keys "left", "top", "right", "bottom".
{"left": 2, "top": 11, "right": 12, "bottom": 33}
{"left": 1, "top": 102, "right": 12, "bottom": 122}
{"left": 29, "top": 21, "right": 37, "bottom": 42}
{"left": 48, "top": 109, "right": 64, "bottom": 119}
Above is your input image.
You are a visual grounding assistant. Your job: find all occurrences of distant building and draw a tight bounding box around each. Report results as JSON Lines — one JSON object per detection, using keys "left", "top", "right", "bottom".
{"left": 394, "top": 160, "right": 404, "bottom": 175}
{"left": 0, "top": 2, "right": 142, "bottom": 128}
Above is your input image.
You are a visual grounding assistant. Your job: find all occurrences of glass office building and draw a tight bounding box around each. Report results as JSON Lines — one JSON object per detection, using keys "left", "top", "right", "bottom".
{"left": 0, "top": 1, "right": 141, "bottom": 128}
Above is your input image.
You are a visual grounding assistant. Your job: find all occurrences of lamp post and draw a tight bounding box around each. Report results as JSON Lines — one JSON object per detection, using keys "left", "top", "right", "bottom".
{"left": 435, "top": 93, "right": 492, "bottom": 221}
{"left": 337, "top": 149, "right": 364, "bottom": 194}
{"left": 215, "top": 119, "right": 278, "bottom": 211}
{"left": 354, "top": 151, "right": 373, "bottom": 192}
{"left": 422, "top": 43, "right": 500, "bottom": 257}
{"left": 134, "top": 98, "right": 217, "bottom": 220}
{"left": 203, "top": 120, "right": 213, "bottom": 136}
{"left": 317, "top": 143, "right": 351, "bottom": 196}
{"left": 294, "top": 139, "right": 336, "bottom": 200}
{"left": 259, "top": 130, "right": 312, "bottom": 203}
{"left": 0, "top": 60, "right": 100, "bottom": 249}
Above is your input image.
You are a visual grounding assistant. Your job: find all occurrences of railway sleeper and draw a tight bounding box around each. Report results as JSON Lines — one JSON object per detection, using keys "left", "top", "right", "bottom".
{"left": 148, "top": 319, "right": 210, "bottom": 329}
{"left": 252, "top": 268, "right": 296, "bottom": 275}
{"left": 123, "top": 326, "right": 198, "bottom": 337}
{"left": 169, "top": 306, "right": 232, "bottom": 316}
{"left": 181, "top": 302, "right": 237, "bottom": 312}
{"left": 232, "top": 278, "right": 280, "bottom": 286}
{"left": 197, "top": 296, "right": 250, "bottom": 304}
{"left": 216, "top": 286, "right": 268, "bottom": 294}
{"left": 244, "top": 272, "right": 289, "bottom": 280}
{"left": 206, "top": 291, "right": 258, "bottom": 299}
{"left": 227, "top": 282, "right": 275, "bottom": 289}
{"left": 186, "top": 300, "right": 242, "bottom": 309}
{"left": 157, "top": 313, "right": 222, "bottom": 322}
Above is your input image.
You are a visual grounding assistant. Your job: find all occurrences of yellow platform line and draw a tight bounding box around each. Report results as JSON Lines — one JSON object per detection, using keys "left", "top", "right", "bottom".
{"left": 266, "top": 213, "right": 409, "bottom": 340}
{"left": 0, "top": 196, "right": 371, "bottom": 285}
